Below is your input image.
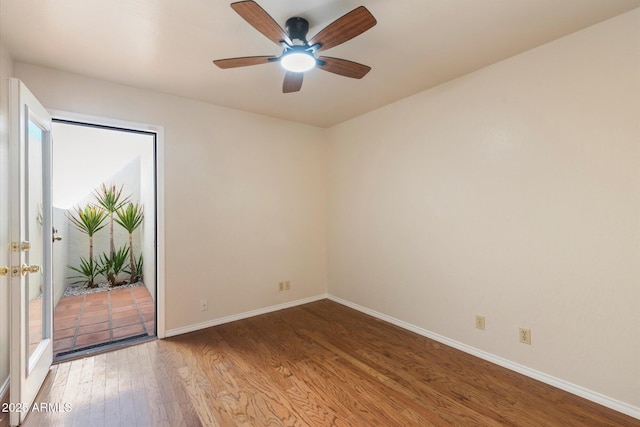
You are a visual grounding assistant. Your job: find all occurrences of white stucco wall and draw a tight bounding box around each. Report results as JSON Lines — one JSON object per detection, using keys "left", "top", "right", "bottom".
{"left": 139, "top": 137, "right": 156, "bottom": 300}
{"left": 64, "top": 157, "right": 142, "bottom": 287}
{"left": 52, "top": 207, "right": 68, "bottom": 306}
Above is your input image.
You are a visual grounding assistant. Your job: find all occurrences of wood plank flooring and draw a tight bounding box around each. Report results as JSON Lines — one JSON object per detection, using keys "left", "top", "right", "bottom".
{"left": 20, "top": 300, "right": 637, "bottom": 426}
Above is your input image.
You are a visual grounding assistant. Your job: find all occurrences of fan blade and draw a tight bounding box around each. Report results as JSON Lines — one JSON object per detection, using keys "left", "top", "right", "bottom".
{"left": 231, "top": 1, "right": 292, "bottom": 46}
{"left": 213, "top": 56, "right": 276, "bottom": 69}
{"left": 309, "top": 6, "right": 376, "bottom": 52}
{"left": 317, "top": 57, "right": 371, "bottom": 79}
{"left": 283, "top": 71, "right": 303, "bottom": 93}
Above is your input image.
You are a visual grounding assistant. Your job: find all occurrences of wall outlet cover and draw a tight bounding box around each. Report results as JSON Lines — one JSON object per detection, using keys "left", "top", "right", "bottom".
{"left": 475, "top": 315, "right": 485, "bottom": 330}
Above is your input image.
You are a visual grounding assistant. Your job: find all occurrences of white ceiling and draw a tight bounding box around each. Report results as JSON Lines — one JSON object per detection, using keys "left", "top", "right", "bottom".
{"left": 1, "top": 0, "right": 639, "bottom": 128}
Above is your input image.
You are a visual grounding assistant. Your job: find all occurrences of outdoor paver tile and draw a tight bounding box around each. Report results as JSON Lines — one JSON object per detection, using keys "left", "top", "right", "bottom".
{"left": 112, "top": 324, "right": 145, "bottom": 340}
{"left": 55, "top": 304, "right": 83, "bottom": 312}
{"left": 53, "top": 337, "right": 73, "bottom": 352}
{"left": 110, "top": 292, "right": 132, "bottom": 298}
{"left": 110, "top": 301, "right": 135, "bottom": 308}
{"left": 112, "top": 315, "right": 142, "bottom": 328}
{"left": 77, "top": 322, "right": 111, "bottom": 335}
{"left": 75, "top": 330, "right": 111, "bottom": 347}
{"left": 84, "top": 309, "right": 108, "bottom": 316}
{"left": 83, "top": 299, "right": 105, "bottom": 305}
{"left": 55, "top": 318, "right": 79, "bottom": 330}
{"left": 111, "top": 310, "right": 139, "bottom": 320}
{"left": 83, "top": 304, "right": 108, "bottom": 310}
{"left": 55, "top": 327, "right": 77, "bottom": 339}
{"left": 110, "top": 290, "right": 132, "bottom": 298}
{"left": 56, "top": 297, "right": 84, "bottom": 303}
{"left": 51, "top": 284, "right": 155, "bottom": 356}
{"left": 111, "top": 305, "right": 137, "bottom": 314}
{"left": 81, "top": 314, "right": 111, "bottom": 325}
{"left": 54, "top": 313, "right": 82, "bottom": 323}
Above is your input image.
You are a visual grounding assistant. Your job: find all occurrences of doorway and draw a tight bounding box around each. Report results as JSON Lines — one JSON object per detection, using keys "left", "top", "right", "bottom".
{"left": 48, "top": 120, "right": 157, "bottom": 360}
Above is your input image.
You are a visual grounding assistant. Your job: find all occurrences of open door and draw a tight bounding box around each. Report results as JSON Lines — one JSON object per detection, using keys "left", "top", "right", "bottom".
{"left": 8, "top": 79, "right": 53, "bottom": 426}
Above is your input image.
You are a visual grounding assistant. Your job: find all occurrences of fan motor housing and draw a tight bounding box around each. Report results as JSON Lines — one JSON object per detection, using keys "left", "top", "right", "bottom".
{"left": 285, "top": 17, "right": 309, "bottom": 43}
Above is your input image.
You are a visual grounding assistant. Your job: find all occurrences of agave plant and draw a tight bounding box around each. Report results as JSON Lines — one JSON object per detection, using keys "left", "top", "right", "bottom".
{"left": 94, "top": 183, "right": 130, "bottom": 262}
{"left": 99, "top": 245, "right": 130, "bottom": 287}
{"left": 68, "top": 257, "right": 104, "bottom": 288}
{"left": 125, "top": 253, "right": 144, "bottom": 283}
{"left": 115, "top": 203, "right": 144, "bottom": 282}
{"left": 66, "top": 204, "right": 108, "bottom": 262}
{"left": 134, "top": 253, "right": 143, "bottom": 282}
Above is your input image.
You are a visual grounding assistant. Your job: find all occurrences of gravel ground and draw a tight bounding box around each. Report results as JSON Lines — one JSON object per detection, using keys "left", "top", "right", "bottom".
{"left": 62, "top": 281, "right": 145, "bottom": 297}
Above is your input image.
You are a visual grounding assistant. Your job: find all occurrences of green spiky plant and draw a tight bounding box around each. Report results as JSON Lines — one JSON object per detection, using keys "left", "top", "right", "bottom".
{"left": 99, "top": 245, "right": 130, "bottom": 287}
{"left": 125, "top": 253, "right": 144, "bottom": 283}
{"left": 134, "top": 253, "right": 143, "bottom": 282}
{"left": 67, "top": 257, "right": 104, "bottom": 289}
{"left": 115, "top": 203, "right": 144, "bottom": 283}
{"left": 66, "top": 204, "right": 108, "bottom": 263}
{"left": 94, "top": 183, "right": 130, "bottom": 265}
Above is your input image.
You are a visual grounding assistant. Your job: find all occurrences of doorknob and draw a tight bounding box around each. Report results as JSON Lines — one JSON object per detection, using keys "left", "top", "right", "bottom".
{"left": 0, "top": 267, "right": 8, "bottom": 276}
{"left": 53, "top": 228, "right": 62, "bottom": 242}
{"left": 21, "top": 264, "right": 40, "bottom": 276}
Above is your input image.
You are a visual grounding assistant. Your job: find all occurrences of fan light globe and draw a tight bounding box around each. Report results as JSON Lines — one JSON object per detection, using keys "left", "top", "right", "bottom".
{"left": 281, "top": 52, "right": 316, "bottom": 72}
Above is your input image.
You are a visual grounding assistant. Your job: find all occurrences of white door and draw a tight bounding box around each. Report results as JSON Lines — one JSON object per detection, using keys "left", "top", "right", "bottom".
{"left": 8, "top": 79, "right": 53, "bottom": 426}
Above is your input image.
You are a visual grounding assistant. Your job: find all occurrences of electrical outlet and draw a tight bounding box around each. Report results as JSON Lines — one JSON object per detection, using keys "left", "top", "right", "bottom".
{"left": 475, "top": 315, "right": 485, "bottom": 330}
{"left": 279, "top": 281, "right": 291, "bottom": 291}
{"left": 519, "top": 328, "right": 531, "bottom": 345}
{"left": 200, "top": 299, "right": 208, "bottom": 311}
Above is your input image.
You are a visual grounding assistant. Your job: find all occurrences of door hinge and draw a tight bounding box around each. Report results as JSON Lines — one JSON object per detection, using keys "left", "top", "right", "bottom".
{"left": 11, "top": 241, "right": 30, "bottom": 251}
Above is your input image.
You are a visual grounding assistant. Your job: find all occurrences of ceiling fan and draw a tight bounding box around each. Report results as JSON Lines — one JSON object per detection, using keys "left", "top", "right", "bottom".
{"left": 213, "top": 1, "right": 377, "bottom": 93}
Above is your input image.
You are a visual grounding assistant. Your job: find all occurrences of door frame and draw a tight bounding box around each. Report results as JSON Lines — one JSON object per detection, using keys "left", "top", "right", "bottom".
{"left": 48, "top": 109, "right": 166, "bottom": 339}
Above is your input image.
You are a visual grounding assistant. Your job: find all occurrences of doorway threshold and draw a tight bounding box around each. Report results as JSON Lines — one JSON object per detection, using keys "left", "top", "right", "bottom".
{"left": 54, "top": 334, "right": 156, "bottom": 363}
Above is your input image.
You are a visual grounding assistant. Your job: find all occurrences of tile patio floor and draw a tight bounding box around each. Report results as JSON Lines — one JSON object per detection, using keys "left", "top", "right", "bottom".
{"left": 51, "top": 285, "right": 155, "bottom": 356}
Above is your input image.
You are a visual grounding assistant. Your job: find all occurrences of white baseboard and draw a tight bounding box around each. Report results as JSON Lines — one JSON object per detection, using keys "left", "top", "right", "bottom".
{"left": 328, "top": 294, "right": 640, "bottom": 420}
{"left": 165, "top": 294, "right": 328, "bottom": 338}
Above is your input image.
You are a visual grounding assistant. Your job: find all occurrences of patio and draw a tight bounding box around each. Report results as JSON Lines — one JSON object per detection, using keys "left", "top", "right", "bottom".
{"left": 50, "top": 284, "right": 155, "bottom": 357}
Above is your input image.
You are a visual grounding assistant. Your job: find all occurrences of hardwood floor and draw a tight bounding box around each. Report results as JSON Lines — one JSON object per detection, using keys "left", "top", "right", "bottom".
{"left": 21, "top": 300, "right": 636, "bottom": 426}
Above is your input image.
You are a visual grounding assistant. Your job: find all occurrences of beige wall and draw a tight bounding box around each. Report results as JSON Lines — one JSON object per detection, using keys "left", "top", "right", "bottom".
{"left": 327, "top": 9, "right": 640, "bottom": 408}
{"left": 13, "top": 63, "right": 328, "bottom": 331}
{"left": 0, "top": 42, "right": 14, "bottom": 394}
